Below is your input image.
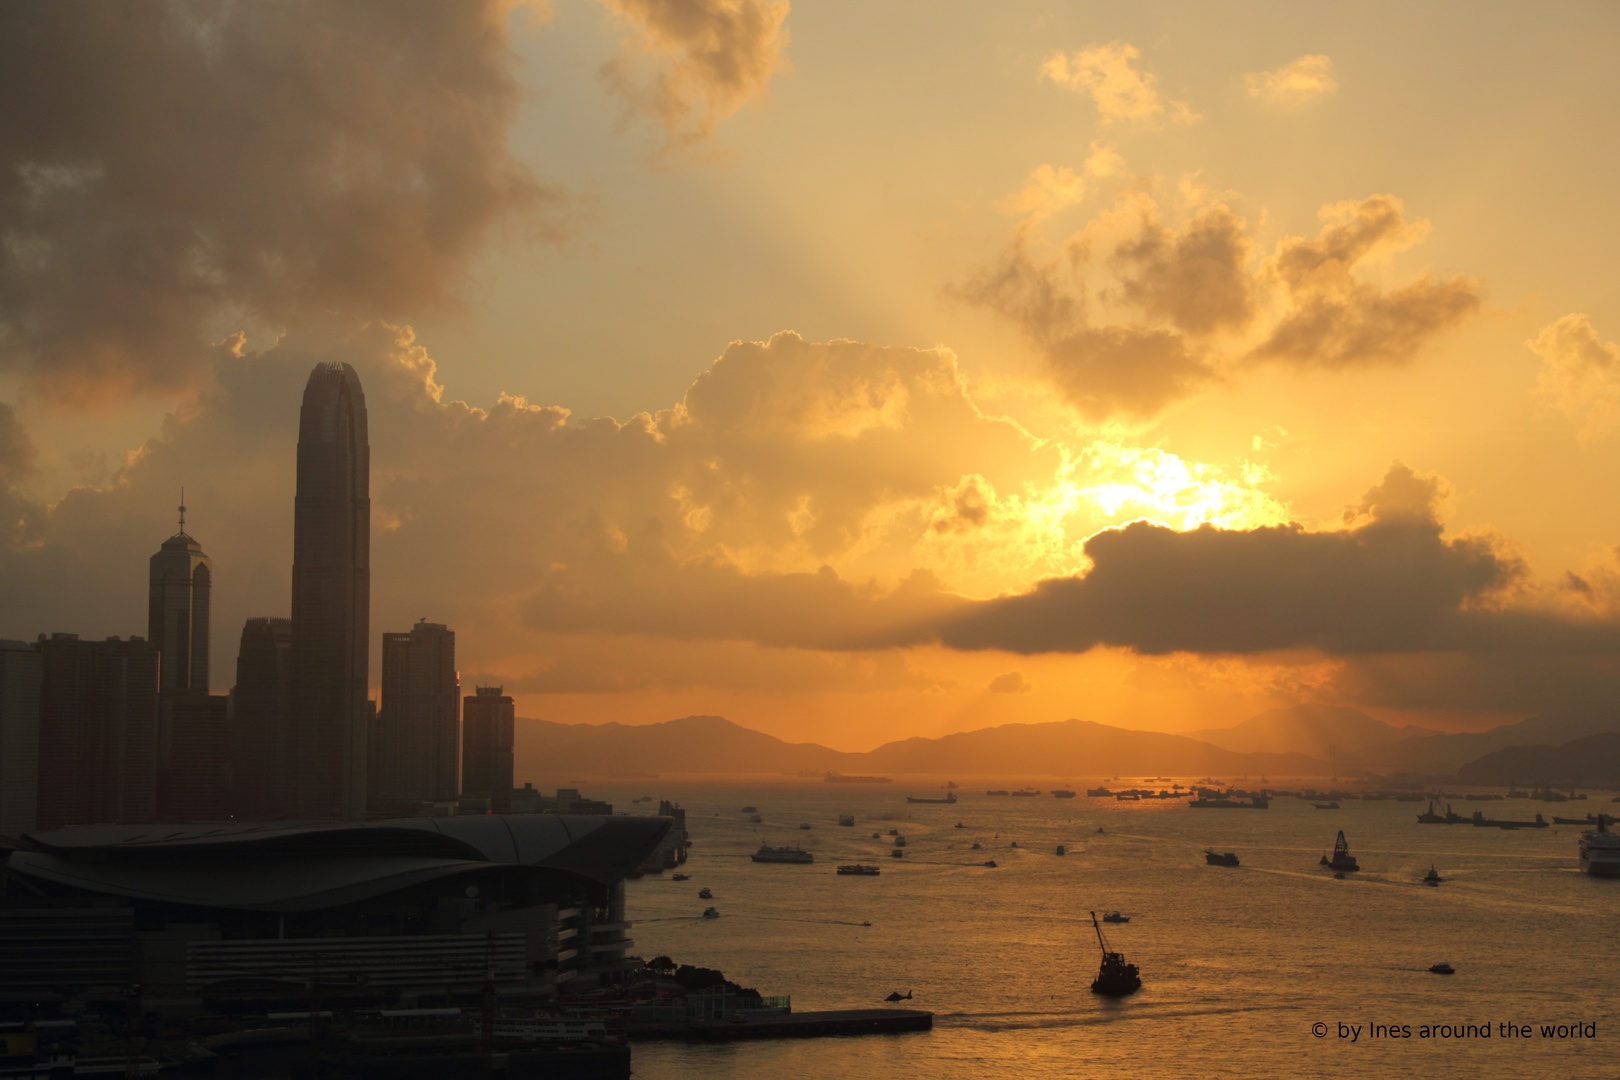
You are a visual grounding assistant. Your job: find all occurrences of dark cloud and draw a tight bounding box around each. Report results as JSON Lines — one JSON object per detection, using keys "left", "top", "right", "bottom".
{"left": 1253, "top": 194, "right": 1479, "bottom": 368}
{"left": 935, "top": 463, "right": 1541, "bottom": 657}
{"left": 0, "top": 1, "right": 553, "bottom": 402}
{"left": 1109, "top": 203, "right": 1256, "bottom": 335}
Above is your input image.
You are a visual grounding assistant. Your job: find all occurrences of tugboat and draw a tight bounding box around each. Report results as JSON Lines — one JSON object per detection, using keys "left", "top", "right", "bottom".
{"left": 1423, "top": 865, "right": 1444, "bottom": 885}
{"left": 1204, "top": 848, "right": 1240, "bottom": 867}
{"left": 1088, "top": 910, "right": 1141, "bottom": 997}
{"left": 698, "top": 887, "right": 712, "bottom": 899}
{"left": 890, "top": 848, "right": 905, "bottom": 858}
{"left": 1429, "top": 962, "right": 1454, "bottom": 975}
{"left": 702, "top": 907, "right": 720, "bottom": 919}
{"left": 1319, "top": 830, "right": 1360, "bottom": 872}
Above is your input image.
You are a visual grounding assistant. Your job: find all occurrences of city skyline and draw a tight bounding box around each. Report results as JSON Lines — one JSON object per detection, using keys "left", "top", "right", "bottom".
{"left": 2, "top": 4, "right": 1619, "bottom": 755}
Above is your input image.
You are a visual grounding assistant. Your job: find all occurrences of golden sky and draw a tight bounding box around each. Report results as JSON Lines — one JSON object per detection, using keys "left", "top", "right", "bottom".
{"left": 3, "top": 2, "right": 1619, "bottom": 749}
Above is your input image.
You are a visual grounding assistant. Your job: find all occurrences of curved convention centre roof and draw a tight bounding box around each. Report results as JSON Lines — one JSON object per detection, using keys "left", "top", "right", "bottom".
{"left": 7, "top": 814, "right": 669, "bottom": 914}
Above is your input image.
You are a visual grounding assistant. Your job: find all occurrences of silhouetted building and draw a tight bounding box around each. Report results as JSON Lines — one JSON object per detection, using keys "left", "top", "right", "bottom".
{"left": 167, "top": 693, "right": 230, "bottom": 821}
{"left": 230, "top": 617, "right": 292, "bottom": 821}
{"left": 377, "top": 620, "right": 460, "bottom": 806}
{"left": 149, "top": 504, "right": 216, "bottom": 819}
{"left": 0, "top": 640, "right": 41, "bottom": 835}
{"left": 289, "top": 361, "right": 370, "bottom": 820}
{"left": 462, "top": 685, "right": 514, "bottom": 800}
{"left": 35, "top": 634, "right": 158, "bottom": 829}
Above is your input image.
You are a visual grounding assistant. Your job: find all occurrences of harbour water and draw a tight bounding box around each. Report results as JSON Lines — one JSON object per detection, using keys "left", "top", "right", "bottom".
{"left": 604, "top": 778, "right": 1616, "bottom": 1079}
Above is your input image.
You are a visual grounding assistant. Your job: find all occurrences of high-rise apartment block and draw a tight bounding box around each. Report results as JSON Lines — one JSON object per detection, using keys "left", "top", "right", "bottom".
{"left": 288, "top": 362, "right": 370, "bottom": 820}
{"left": 231, "top": 617, "right": 292, "bottom": 821}
{"left": 35, "top": 634, "right": 159, "bottom": 829}
{"left": 377, "top": 621, "right": 460, "bottom": 806}
{"left": 0, "top": 640, "right": 41, "bottom": 835}
{"left": 462, "top": 686, "right": 514, "bottom": 800}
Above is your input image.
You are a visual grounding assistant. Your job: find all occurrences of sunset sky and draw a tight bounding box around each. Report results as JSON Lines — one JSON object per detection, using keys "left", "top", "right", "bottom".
{"left": 3, "top": 1, "right": 1619, "bottom": 750}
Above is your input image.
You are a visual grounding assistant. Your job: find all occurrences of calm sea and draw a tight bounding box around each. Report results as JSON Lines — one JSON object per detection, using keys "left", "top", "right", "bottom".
{"left": 591, "top": 777, "right": 1617, "bottom": 1080}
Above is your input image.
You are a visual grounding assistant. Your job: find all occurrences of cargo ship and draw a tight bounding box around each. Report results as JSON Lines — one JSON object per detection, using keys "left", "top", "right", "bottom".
{"left": 906, "top": 792, "right": 957, "bottom": 804}
{"left": 751, "top": 844, "right": 814, "bottom": 864}
{"left": 836, "top": 864, "right": 882, "bottom": 876}
{"left": 824, "top": 772, "right": 892, "bottom": 784}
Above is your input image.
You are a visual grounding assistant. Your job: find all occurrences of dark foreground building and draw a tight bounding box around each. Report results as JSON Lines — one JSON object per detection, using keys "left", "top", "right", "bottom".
{"left": 2, "top": 814, "right": 666, "bottom": 1006}
{"left": 377, "top": 620, "right": 460, "bottom": 808}
{"left": 463, "top": 685, "right": 515, "bottom": 803}
{"left": 289, "top": 362, "right": 371, "bottom": 820}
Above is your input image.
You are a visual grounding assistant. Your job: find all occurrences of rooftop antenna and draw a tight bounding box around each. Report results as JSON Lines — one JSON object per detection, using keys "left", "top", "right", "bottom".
{"left": 178, "top": 487, "right": 187, "bottom": 534}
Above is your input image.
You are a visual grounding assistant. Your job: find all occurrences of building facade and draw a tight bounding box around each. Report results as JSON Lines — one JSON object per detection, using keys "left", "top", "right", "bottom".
{"left": 377, "top": 620, "right": 460, "bottom": 807}
{"left": 230, "top": 617, "right": 293, "bottom": 821}
{"left": 288, "top": 361, "right": 370, "bottom": 820}
{"left": 462, "top": 685, "right": 515, "bottom": 801}
{"left": 0, "top": 640, "right": 41, "bottom": 836}
{"left": 35, "top": 634, "right": 159, "bottom": 829}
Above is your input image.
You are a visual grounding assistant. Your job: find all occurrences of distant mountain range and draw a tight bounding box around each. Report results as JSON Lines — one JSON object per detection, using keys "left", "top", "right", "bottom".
{"left": 1456, "top": 732, "right": 1620, "bottom": 787}
{"left": 515, "top": 704, "right": 1620, "bottom": 782}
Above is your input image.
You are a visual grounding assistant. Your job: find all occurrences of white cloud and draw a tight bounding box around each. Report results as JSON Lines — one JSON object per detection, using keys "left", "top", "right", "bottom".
{"left": 1245, "top": 55, "right": 1338, "bottom": 106}
{"left": 1040, "top": 42, "right": 1198, "bottom": 128}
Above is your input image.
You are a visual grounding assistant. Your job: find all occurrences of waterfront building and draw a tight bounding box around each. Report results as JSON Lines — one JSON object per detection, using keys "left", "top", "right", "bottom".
{"left": 377, "top": 620, "right": 460, "bottom": 807}
{"left": 288, "top": 361, "right": 370, "bottom": 820}
{"left": 2, "top": 814, "right": 667, "bottom": 1002}
{"left": 462, "top": 684, "right": 514, "bottom": 802}
{"left": 0, "top": 640, "right": 41, "bottom": 835}
{"left": 35, "top": 634, "right": 159, "bottom": 828}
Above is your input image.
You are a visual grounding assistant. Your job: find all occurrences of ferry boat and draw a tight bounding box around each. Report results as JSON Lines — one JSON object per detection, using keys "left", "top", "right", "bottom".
{"left": 1319, "top": 830, "right": 1360, "bottom": 872}
{"left": 1204, "top": 849, "right": 1240, "bottom": 867}
{"left": 837, "top": 864, "right": 882, "bottom": 875}
{"left": 751, "top": 844, "right": 813, "bottom": 864}
{"left": 906, "top": 792, "right": 957, "bottom": 804}
{"left": 1580, "top": 816, "right": 1620, "bottom": 877}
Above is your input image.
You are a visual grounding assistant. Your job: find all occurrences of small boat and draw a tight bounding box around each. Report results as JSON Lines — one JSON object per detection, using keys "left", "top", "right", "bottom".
{"left": 837, "top": 864, "right": 882, "bottom": 876}
{"left": 1204, "top": 849, "right": 1239, "bottom": 867}
{"left": 702, "top": 907, "right": 720, "bottom": 919}
{"left": 1334, "top": 872, "right": 1345, "bottom": 879}
{"left": 1101, "top": 911, "right": 1129, "bottom": 924}
{"left": 889, "top": 828, "right": 900, "bottom": 836}
{"left": 1320, "top": 830, "right": 1360, "bottom": 872}
{"left": 890, "top": 848, "right": 905, "bottom": 858}
{"left": 954, "top": 822, "right": 966, "bottom": 829}
{"left": 741, "top": 806, "right": 758, "bottom": 813}
{"left": 1315, "top": 802, "right": 1339, "bottom": 810}
{"left": 871, "top": 832, "right": 883, "bottom": 839}
{"left": 971, "top": 842, "right": 982, "bottom": 850}
{"left": 1088, "top": 911, "right": 1141, "bottom": 997}
{"left": 894, "top": 835, "right": 907, "bottom": 847}
{"left": 1009, "top": 841, "right": 1017, "bottom": 848}
{"left": 672, "top": 872, "right": 690, "bottom": 881}
{"left": 1430, "top": 962, "right": 1454, "bottom": 975}
{"left": 698, "top": 887, "right": 712, "bottom": 899}
{"left": 1011, "top": 789, "right": 1040, "bottom": 797}
{"left": 748, "top": 814, "right": 763, "bottom": 823}
{"left": 1056, "top": 845, "right": 1066, "bottom": 856}
{"left": 1052, "top": 789, "right": 1077, "bottom": 798}
{"left": 982, "top": 860, "right": 997, "bottom": 867}
{"left": 1096, "top": 827, "right": 1105, "bottom": 834}
{"left": 838, "top": 814, "right": 855, "bottom": 827}
{"left": 1423, "top": 865, "right": 1443, "bottom": 885}
{"left": 799, "top": 822, "right": 812, "bottom": 830}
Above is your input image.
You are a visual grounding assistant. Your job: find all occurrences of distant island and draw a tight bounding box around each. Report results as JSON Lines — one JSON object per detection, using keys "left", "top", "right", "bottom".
{"left": 515, "top": 706, "right": 1620, "bottom": 784}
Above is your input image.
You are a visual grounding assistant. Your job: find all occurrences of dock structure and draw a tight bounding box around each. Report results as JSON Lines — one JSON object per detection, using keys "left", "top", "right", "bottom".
{"left": 677, "top": 1009, "right": 933, "bottom": 1041}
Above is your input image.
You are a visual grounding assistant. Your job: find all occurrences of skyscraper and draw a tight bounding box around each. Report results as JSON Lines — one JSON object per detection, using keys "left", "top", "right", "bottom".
{"left": 35, "top": 634, "right": 159, "bottom": 829}
{"left": 288, "top": 362, "right": 370, "bottom": 820}
{"left": 462, "top": 685, "right": 514, "bottom": 803}
{"left": 148, "top": 499, "right": 211, "bottom": 696}
{"left": 377, "top": 621, "right": 459, "bottom": 807}
{"left": 148, "top": 502, "right": 221, "bottom": 820}
{"left": 232, "top": 617, "right": 292, "bottom": 821}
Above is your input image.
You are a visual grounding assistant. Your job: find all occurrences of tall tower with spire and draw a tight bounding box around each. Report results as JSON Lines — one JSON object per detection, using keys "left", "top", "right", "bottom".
{"left": 148, "top": 492, "right": 211, "bottom": 695}
{"left": 288, "top": 361, "right": 370, "bottom": 820}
